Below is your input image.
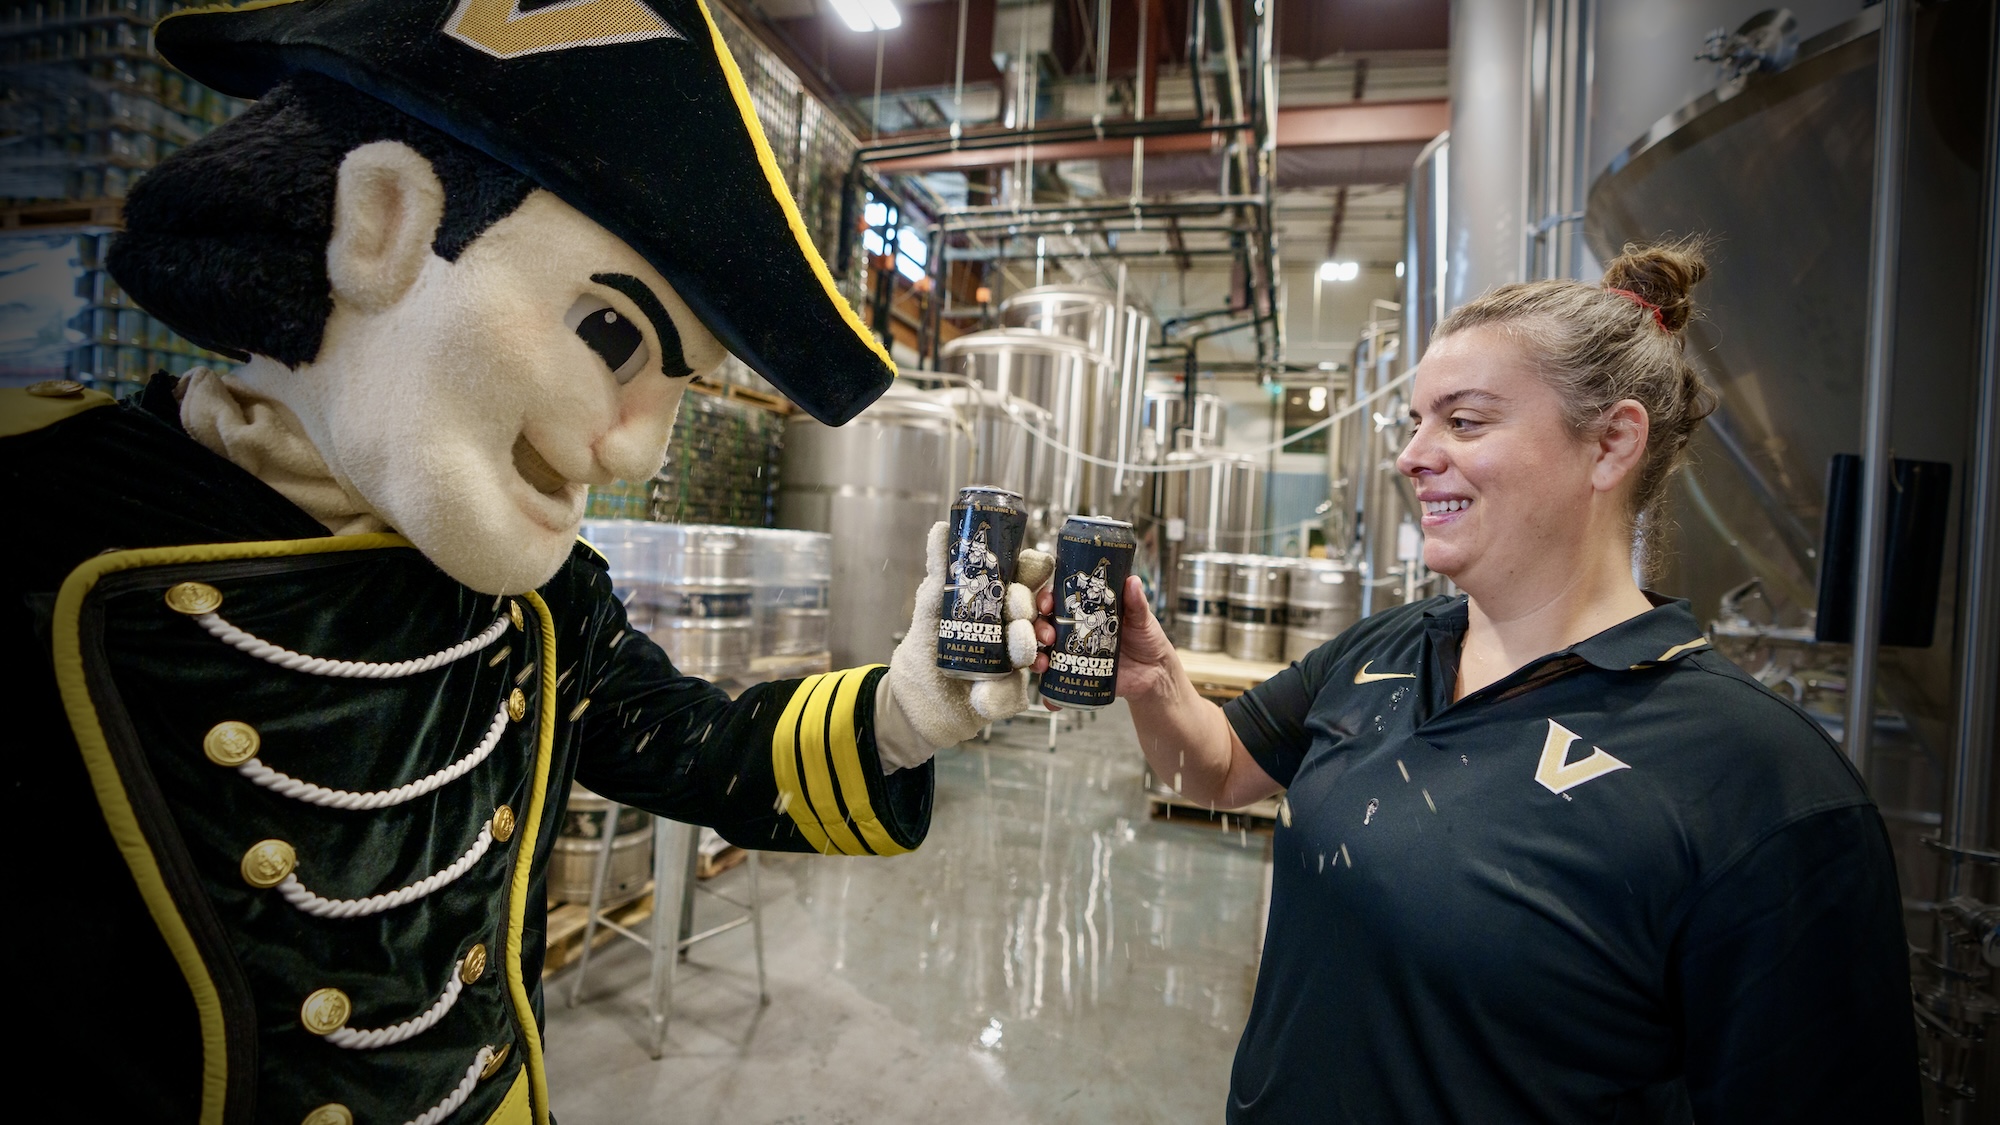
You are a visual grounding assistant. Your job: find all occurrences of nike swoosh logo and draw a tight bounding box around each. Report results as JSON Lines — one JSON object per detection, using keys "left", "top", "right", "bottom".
{"left": 1353, "top": 660, "right": 1417, "bottom": 685}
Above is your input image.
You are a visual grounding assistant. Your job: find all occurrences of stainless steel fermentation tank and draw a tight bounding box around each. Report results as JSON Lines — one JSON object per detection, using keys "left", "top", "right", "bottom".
{"left": 777, "top": 383, "right": 967, "bottom": 668}
{"left": 1161, "top": 451, "right": 1265, "bottom": 555}
{"left": 1140, "top": 389, "right": 1226, "bottom": 456}
{"left": 1585, "top": 10, "right": 1995, "bottom": 1085}
{"left": 940, "top": 328, "right": 1112, "bottom": 545}
{"left": 987, "top": 284, "right": 1154, "bottom": 522}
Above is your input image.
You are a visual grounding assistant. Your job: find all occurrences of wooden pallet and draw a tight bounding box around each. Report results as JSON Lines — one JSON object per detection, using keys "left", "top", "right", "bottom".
{"left": 2, "top": 198, "right": 123, "bottom": 230}
{"left": 540, "top": 846, "right": 746, "bottom": 976}
{"left": 542, "top": 887, "right": 655, "bottom": 977}
{"left": 1143, "top": 770, "right": 1281, "bottom": 831}
{"left": 1176, "top": 650, "right": 1287, "bottom": 702}
{"left": 686, "top": 378, "right": 792, "bottom": 415}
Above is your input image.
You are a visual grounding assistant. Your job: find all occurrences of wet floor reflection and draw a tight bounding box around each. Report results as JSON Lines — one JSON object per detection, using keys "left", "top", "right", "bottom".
{"left": 789, "top": 703, "right": 1268, "bottom": 1121}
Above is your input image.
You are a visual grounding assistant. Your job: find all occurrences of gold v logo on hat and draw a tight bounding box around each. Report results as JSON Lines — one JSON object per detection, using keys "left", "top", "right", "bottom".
{"left": 1533, "top": 719, "right": 1631, "bottom": 796}
{"left": 445, "top": 0, "right": 683, "bottom": 61}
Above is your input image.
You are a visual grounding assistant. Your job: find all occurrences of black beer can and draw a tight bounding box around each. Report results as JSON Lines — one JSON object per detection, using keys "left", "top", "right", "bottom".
{"left": 1041, "top": 516, "right": 1136, "bottom": 710}
{"left": 937, "top": 486, "right": 1028, "bottom": 680}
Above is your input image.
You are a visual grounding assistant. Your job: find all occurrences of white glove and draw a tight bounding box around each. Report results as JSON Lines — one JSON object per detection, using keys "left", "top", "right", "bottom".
{"left": 876, "top": 520, "right": 1053, "bottom": 771}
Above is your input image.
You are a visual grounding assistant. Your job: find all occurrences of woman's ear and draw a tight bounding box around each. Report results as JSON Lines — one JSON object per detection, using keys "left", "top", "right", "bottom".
{"left": 325, "top": 141, "right": 445, "bottom": 313}
{"left": 1592, "top": 398, "right": 1651, "bottom": 494}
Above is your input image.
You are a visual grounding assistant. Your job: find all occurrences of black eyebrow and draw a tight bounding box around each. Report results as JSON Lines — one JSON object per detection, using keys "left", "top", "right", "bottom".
{"left": 590, "top": 272, "right": 694, "bottom": 378}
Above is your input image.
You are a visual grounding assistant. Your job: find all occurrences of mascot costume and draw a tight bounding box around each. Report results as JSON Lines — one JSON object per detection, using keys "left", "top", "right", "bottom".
{"left": 0, "top": 2, "right": 1053, "bottom": 1122}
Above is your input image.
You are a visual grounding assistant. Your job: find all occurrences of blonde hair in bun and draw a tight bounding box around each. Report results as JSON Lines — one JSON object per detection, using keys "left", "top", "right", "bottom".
{"left": 1432, "top": 238, "right": 1720, "bottom": 575}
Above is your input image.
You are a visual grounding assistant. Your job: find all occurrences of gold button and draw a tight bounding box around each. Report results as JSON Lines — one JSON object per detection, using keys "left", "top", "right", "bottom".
{"left": 26, "top": 379, "right": 84, "bottom": 397}
{"left": 299, "top": 987, "right": 351, "bottom": 1036}
{"left": 164, "top": 581, "right": 223, "bottom": 615}
{"left": 203, "top": 721, "right": 260, "bottom": 766}
{"left": 507, "top": 688, "right": 528, "bottom": 722}
{"left": 301, "top": 1105, "right": 352, "bottom": 1125}
{"left": 481, "top": 1043, "right": 511, "bottom": 1080}
{"left": 461, "top": 942, "right": 488, "bottom": 984}
{"left": 509, "top": 600, "right": 524, "bottom": 630}
{"left": 491, "top": 805, "right": 516, "bottom": 843}
{"left": 240, "top": 839, "right": 296, "bottom": 888}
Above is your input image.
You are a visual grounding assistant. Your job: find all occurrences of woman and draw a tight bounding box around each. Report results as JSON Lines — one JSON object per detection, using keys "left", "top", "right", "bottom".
{"left": 1042, "top": 245, "right": 1918, "bottom": 1122}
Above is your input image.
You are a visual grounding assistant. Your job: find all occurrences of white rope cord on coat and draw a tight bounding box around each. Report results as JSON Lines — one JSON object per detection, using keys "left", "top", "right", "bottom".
{"left": 237, "top": 703, "right": 511, "bottom": 811}
{"left": 325, "top": 960, "right": 467, "bottom": 1050}
{"left": 194, "top": 612, "right": 510, "bottom": 679}
{"left": 405, "top": 1047, "right": 492, "bottom": 1125}
{"left": 276, "top": 826, "right": 493, "bottom": 919}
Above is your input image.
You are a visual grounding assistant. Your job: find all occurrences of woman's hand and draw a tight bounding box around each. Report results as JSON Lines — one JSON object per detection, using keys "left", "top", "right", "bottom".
{"left": 1035, "top": 574, "right": 1178, "bottom": 707}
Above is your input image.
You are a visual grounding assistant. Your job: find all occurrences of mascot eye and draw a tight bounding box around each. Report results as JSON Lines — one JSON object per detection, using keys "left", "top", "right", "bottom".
{"left": 564, "top": 297, "right": 651, "bottom": 384}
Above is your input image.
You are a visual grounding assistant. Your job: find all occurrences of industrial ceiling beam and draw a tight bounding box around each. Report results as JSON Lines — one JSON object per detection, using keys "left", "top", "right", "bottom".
{"left": 868, "top": 98, "right": 1447, "bottom": 171}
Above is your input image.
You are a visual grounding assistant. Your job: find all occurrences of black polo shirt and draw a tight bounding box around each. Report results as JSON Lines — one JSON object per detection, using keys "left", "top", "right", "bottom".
{"left": 1221, "top": 595, "right": 1918, "bottom": 1124}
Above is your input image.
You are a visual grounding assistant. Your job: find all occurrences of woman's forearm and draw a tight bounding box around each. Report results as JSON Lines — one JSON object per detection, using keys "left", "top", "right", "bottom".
{"left": 1125, "top": 647, "right": 1267, "bottom": 807}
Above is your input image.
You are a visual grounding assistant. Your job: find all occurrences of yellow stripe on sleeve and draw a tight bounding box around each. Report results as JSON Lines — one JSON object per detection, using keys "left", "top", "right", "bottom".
{"left": 771, "top": 673, "right": 837, "bottom": 854}
{"left": 825, "top": 664, "right": 910, "bottom": 856}
{"left": 796, "top": 670, "right": 871, "bottom": 856}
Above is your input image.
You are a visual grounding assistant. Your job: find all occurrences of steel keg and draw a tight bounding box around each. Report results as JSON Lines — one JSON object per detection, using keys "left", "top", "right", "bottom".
{"left": 745, "top": 528, "right": 832, "bottom": 657}
{"left": 1283, "top": 559, "right": 1361, "bottom": 662}
{"left": 550, "top": 784, "right": 653, "bottom": 906}
{"left": 654, "top": 525, "right": 755, "bottom": 679}
{"left": 1226, "top": 556, "right": 1291, "bottom": 662}
{"left": 580, "top": 519, "right": 664, "bottom": 633}
{"left": 1173, "top": 552, "right": 1233, "bottom": 652}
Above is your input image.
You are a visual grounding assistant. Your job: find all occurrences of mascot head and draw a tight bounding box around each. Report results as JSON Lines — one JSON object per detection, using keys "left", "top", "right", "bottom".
{"left": 109, "top": 0, "right": 894, "bottom": 594}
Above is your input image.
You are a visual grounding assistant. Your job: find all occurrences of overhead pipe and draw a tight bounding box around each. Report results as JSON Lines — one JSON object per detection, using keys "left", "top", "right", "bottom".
{"left": 1843, "top": 0, "right": 1915, "bottom": 779}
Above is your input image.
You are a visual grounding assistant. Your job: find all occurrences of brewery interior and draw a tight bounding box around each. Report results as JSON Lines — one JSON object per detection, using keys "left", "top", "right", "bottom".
{"left": 3, "top": 0, "right": 1998, "bottom": 1119}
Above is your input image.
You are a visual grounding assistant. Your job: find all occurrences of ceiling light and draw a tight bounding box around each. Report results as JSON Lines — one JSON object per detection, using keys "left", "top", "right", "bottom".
{"left": 861, "top": 0, "right": 901, "bottom": 29}
{"left": 1395, "top": 261, "right": 1406, "bottom": 277}
{"left": 1319, "top": 260, "right": 1359, "bottom": 282}
{"left": 827, "top": 0, "right": 877, "bottom": 32}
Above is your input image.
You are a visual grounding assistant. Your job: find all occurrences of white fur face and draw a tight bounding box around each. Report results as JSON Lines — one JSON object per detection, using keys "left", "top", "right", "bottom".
{"left": 235, "top": 141, "right": 727, "bottom": 594}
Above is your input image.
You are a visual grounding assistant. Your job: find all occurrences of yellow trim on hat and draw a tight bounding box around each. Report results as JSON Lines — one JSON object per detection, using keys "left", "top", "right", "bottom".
{"left": 690, "top": 0, "right": 896, "bottom": 379}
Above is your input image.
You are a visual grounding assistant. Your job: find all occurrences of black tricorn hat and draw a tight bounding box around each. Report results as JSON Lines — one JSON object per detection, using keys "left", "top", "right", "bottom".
{"left": 155, "top": 0, "right": 895, "bottom": 426}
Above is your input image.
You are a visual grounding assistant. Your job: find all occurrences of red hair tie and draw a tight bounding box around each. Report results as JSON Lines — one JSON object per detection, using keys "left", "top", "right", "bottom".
{"left": 1605, "top": 287, "right": 1668, "bottom": 332}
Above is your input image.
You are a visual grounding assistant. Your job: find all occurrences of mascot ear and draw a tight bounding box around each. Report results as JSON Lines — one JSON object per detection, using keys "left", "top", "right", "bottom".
{"left": 326, "top": 141, "right": 446, "bottom": 313}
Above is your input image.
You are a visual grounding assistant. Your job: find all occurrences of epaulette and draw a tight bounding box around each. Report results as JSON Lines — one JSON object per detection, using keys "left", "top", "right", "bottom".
{"left": 0, "top": 382, "right": 115, "bottom": 439}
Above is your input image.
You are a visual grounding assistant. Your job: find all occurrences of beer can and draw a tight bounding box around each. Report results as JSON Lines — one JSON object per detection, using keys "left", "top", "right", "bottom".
{"left": 936, "top": 486, "right": 1028, "bottom": 680}
{"left": 1041, "top": 516, "right": 1136, "bottom": 710}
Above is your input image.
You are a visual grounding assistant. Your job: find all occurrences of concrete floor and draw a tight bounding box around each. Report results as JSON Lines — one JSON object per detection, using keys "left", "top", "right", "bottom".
{"left": 543, "top": 701, "right": 1271, "bottom": 1124}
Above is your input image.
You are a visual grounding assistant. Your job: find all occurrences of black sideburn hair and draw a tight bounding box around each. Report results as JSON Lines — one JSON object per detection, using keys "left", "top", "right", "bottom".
{"left": 108, "top": 73, "right": 538, "bottom": 366}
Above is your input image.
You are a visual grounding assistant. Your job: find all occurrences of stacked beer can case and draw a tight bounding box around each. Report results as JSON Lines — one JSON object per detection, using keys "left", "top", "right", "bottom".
{"left": 1, "top": 2, "right": 251, "bottom": 396}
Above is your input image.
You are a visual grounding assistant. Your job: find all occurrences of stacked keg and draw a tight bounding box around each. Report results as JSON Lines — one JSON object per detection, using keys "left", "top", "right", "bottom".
{"left": 1173, "top": 552, "right": 1234, "bottom": 652}
{"left": 580, "top": 520, "right": 756, "bottom": 681}
{"left": 1225, "top": 556, "right": 1292, "bottom": 662}
{"left": 550, "top": 784, "right": 652, "bottom": 906}
{"left": 655, "top": 525, "right": 756, "bottom": 680}
{"left": 744, "top": 528, "right": 832, "bottom": 659}
{"left": 1283, "top": 559, "right": 1361, "bottom": 662}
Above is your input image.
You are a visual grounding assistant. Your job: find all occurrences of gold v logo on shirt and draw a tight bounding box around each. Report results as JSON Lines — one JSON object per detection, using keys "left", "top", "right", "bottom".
{"left": 445, "top": 0, "right": 683, "bottom": 61}
{"left": 1353, "top": 660, "right": 1417, "bottom": 685}
{"left": 1534, "top": 719, "right": 1631, "bottom": 795}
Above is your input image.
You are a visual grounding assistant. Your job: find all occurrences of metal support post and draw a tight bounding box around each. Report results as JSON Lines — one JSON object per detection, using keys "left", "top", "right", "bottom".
{"left": 1843, "top": 0, "right": 1915, "bottom": 778}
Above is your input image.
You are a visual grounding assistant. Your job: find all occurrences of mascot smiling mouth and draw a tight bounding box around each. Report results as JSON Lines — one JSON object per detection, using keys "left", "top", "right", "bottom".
{"left": 512, "top": 434, "right": 572, "bottom": 496}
